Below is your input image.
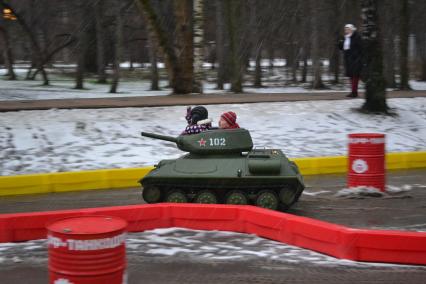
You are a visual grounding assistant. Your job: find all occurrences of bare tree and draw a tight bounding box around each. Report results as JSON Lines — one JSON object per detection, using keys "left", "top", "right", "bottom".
{"left": 250, "top": 0, "right": 263, "bottom": 87}
{"left": 192, "top": 0, "right": 204, "bottom": 93}
{"left": 174, "top": 0, "right": 194, "bottom": 93}
{"left": 328, "top": 0, "right": 342, "bottom": 84}
{"left": 215, "top": 0, "right": 227, "bottom": 89}
{"left": 110, "top": 1, "right": 125, "bottom": 93}
{"left": 225, "top": 0, "right": 243, "bottom": 93}
{"left": 93, "top": 0, "right": 107, "bottom": 84}
{"left": 0, "top": 24, "right": 16, "bottom": 80}
{"left": 0, "top": 0, "right": 49, "bottom": 84}
{"left": 360, "top": 0, "right": 388, "bottom": 113}
{"left": 147, "top": 35, "right": 160, "bottom": 90}
{"left": 381, "top": 0, "right": 397, "bottom": 88}
{"left": 1, "top": 0, "right": 424, "bottom": 95}
{"left": 412, "top": 0, "right": 426, "bottom": 81}
{"left": 398, "top": 0, "right": 411, "bottom": 90}
{"left": 74, "top": 1, "right": 91, "bottom": 89}
{"left": 310, "top": 0, "right": 325, "bottom": 89}
{"left": 136, "top": 0, "right": 194, "bottom": 94}
{"left": 289, "top": 1, "right": 302, "bottom": 84}
{"left": 418, "top": 33, "right": 426, "bottom": 81}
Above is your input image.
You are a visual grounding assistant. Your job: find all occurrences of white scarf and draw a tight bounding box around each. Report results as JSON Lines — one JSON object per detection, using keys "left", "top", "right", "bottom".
{"left": 343, "top": 34, "right": 352, "bottom": 50}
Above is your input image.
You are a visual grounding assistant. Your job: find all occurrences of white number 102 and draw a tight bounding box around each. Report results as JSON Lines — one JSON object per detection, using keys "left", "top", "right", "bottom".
{"left": 209, "top": 138, "right": 226, "bottom": 146}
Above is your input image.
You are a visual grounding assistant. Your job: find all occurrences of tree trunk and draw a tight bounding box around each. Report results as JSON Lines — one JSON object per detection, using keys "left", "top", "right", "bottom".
{"left": 399, "top": 0, "right": 411, "bottom": 90}
{"left": 291, "top": 48, "right": 299, "bottom": 84}
{"left": 148, "top": 36, "right": 160, "bottom": 90}
{"left": 267, "top": 45, "right": 274, "bottom": 70}
{"left": 250, "top": 0, "right": 262, "bottom": 87}
{"left": 301, "top": 48, "right": 308, "bottom": 83}
{"left": 418, "top": 32, "right": 426, "bottom": 81}
{"left": 254, "top": 44, "right": 262, "bottom": 87}
{"left": 136, "top": 0, "right": 177, "bottom": 92}
{"left": 193, "top": 0, "right": 204, "bottom": 93}
{"left": 329, "top": 0, "right": 341, "bottom": 84}
{"left": 380, "top": 0, "right": 396, "bottom": 88}
{"left": 25, "top": 0, "right": 36, "bottom": 80}
{"left": 383, "top": 36, "right": 397, "bottom": 88}
{"left": 0, "top": 25, "right": 16, "bottom": 80}
{"left": 110, "top": 3, "right": 124, "bottom": 94}
{"left": 142, "top": 1, "right": 160, "bottom": 91}
{"left": 310, "top": 0, "right": 324, "bottom": 89}
{"left": 75, "top": 2, "right": 90, "bottom": 90}
{"left": 136, "top": 0, "right": 192, "bottom": 94}
{"left": 226, "top": 0, "right": 243, "bottom": 93}
{"left": 215, "top": 0, "right": 226, "bottom": 89}
{"left": 360, "top": 0, "right": 388, "bottom": 113}
{"left": 174, "top": 0, "right": 194, "bottom": 94}
{"left": 421, "top": 56, "right": 426, "bottom": 81}
{"left": 75, "top": 49, "right": 85, "bottom": 90}
{"left": 93, "top": 0, "right": 107, "bottom": 84}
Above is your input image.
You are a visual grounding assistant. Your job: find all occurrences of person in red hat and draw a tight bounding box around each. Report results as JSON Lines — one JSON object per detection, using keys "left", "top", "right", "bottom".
{"left": 219, "top": 111, "right": 240, "bottom": 129}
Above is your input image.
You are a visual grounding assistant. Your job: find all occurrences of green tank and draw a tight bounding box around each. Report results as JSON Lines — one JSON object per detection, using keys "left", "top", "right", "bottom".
{"left": 139, "top": 128, "right": 305, "bottom": 211}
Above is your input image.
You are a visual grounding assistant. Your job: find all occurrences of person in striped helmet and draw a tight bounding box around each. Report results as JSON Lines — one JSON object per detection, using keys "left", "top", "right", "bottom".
{"left": 219, "top": 111, "right": 240, "bottom": 129}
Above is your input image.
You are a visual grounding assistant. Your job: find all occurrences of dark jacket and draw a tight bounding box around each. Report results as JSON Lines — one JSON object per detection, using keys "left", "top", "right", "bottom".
{"left": 181, "top": 107, "right": 212, "bottom": 135}
{"left": 338, "top": 31, "right": 363, "bottom": 77}
{"left": 182, "top": 119, "right": 212, "bottom": 135}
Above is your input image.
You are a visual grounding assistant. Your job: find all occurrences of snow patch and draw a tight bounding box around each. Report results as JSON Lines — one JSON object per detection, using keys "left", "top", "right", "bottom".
{"left": 0, "top": 228, "right": 421, "bottom": 268}
{"left": 335, "top": 184, "right": 413, "bottom": 198}
{"left": 335, "top": 186, "right": 384, "bottom": 198}
{"left": 386, "top": 184, "right": 412, "bottom": 193}
{"left": 302, "top": 190, "right": 331, "bottom": 196}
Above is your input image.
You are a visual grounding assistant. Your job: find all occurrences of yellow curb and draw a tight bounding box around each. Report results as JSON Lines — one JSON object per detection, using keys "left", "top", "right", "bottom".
{"left": 293, "top": 156, "right": 347, "bottom": 175}
{"left": 0, "top": 167, "right": 155, "bottom": 197}
{"left": 0, "top": 152, "right": 424, "bottom": 197}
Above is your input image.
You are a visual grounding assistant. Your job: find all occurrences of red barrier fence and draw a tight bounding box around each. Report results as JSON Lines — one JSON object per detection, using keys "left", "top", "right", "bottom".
{"left": 0, "top": 204, "right": 425, "bottom": 266}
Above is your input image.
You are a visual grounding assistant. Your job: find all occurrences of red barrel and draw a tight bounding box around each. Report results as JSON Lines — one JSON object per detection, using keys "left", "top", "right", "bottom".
{"left": 348, "top": 133, "right": 386, "bottom": 191}
{"left": 47, "top": 216, "right": 128, "bottom": 284}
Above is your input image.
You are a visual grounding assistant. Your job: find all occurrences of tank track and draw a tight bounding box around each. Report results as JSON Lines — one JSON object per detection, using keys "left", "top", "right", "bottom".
{"left": 142, "top": 183, "right": 303, "bottom": 211}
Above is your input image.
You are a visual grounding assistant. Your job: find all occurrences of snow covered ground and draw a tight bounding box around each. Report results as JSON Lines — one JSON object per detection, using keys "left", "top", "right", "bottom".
{"left": 0, "top": 97, "right": 425, "bottom": 176}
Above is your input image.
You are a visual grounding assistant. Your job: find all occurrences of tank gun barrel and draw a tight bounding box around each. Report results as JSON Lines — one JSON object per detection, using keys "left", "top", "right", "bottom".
{"left": 141, "top": 132, "right": 178, "bottom": 143}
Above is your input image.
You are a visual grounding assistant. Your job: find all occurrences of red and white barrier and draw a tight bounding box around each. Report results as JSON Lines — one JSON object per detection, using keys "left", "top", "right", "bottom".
{"left": 0, "top": 204, "right": 425, "bottom": 266}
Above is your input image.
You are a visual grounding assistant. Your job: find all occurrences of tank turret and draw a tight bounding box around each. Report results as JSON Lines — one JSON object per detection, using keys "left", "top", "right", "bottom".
{"left": 139, "top": 128, "right": 305, "bottom": 211}
{"left": 141, "top": 128, "right": 253, "bottom": 154}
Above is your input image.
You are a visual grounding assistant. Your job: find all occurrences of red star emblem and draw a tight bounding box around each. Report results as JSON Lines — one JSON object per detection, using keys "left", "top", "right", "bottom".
{"left": 198, "top": 138, "right": 207, "bottom": 147}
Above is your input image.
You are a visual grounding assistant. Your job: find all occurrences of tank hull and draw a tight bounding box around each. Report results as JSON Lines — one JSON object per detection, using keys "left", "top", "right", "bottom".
{"left": 140, "top": 150, "right": 305, "bottom": 211}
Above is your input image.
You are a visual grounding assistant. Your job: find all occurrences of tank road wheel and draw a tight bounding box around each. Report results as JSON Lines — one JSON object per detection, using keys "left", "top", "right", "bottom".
{"left": 165, "top": 190, "right": 188, "bottom": 203}
{"left": 255, "top": 190, "right": 279, "bottom": 210}
{"left": 142, "top": 186, "right": 162, "bottom": 203}
{"left": 225, "top": 190, "right": 248, "bottom": 205}
{"left": 195, "top": 190, "right": 218, "bottom": 204}
{"left": 279, "top": 187, "right": 296, "bottom": 207}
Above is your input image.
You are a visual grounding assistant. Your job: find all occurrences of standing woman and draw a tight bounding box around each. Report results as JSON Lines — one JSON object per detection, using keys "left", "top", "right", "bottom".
{"left": 339, "top": 24, "right": 363, "bottom": 98}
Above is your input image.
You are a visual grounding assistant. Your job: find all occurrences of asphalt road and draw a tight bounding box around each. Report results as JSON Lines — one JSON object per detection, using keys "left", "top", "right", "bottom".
{"left": 1, "top": 169, "right": 425, "bottom": 231}
{"left": 1, "top": 169, "right": 425, "bottom": 284}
